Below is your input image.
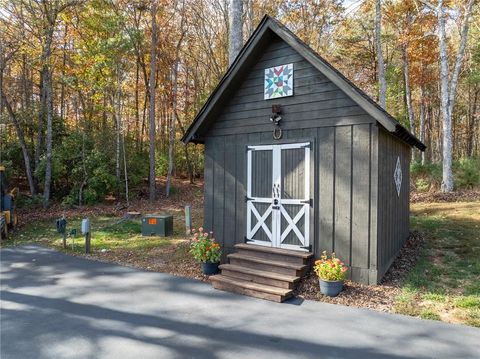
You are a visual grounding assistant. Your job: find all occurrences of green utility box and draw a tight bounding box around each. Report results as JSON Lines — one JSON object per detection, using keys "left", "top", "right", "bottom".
{"left": 141, "top": 214, "right": 173, "bottom": 237}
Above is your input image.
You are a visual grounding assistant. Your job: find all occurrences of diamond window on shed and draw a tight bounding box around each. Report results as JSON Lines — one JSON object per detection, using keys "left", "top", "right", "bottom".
{"left": 394, "top": 157, "right": 402, "bottom": 197}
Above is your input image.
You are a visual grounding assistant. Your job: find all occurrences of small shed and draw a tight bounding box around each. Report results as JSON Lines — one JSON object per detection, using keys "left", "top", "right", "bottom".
{"left": 182, "top": 15, "right": 425, "bottom": 285}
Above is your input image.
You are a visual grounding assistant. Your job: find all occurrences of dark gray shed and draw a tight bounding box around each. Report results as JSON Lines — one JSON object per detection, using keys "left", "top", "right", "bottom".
{"left": 182, "top": 15, "right": 425, "bottom": 285}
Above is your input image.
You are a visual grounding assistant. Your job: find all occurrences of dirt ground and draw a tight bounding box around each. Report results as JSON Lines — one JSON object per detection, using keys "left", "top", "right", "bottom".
{"left": 293, "top": 231, "right": 424, "bottom": 312}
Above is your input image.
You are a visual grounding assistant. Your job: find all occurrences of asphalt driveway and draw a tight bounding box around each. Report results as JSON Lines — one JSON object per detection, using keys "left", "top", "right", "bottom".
{"left": 1, "top": 245, "right": 478, "bottom": 359}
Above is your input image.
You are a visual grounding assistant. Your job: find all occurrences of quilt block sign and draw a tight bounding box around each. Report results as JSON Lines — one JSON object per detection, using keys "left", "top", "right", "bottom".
{"left": 264, "top": 63, "right": 293, "bottom": 100}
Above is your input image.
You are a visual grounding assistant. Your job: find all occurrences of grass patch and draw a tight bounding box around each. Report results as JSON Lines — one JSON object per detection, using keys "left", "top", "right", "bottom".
{"left": 454, "top": 296, "right": 480, "bottom": 309}
{"left": 420, "top": 309, "right": 441, "bottom": 321}
{"left": 1, "top": 208, "right": 205, "bottom": 278}
{"left": 395, "top": 202, "right": 480, "bottom": 327}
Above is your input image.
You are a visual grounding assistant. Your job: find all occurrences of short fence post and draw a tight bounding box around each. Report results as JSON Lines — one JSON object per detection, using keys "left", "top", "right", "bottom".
{"left": 185, "top": 205, "right": 192, "bottom": 235}
{"left": 81, "top": 218, "right": 91, "bottom": 254}
{"left": 85, "top": 232, "right": 91, "bottom": 254}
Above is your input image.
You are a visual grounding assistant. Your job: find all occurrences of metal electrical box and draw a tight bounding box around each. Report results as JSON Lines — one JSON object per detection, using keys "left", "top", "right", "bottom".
{"left": 142, "top": 214, "right": 173, "bottom": 237}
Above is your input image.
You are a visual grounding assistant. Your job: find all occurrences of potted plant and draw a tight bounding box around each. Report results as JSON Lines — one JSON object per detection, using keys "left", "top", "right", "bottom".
{"left": 189, "top": 227, "right": 221, "bottom": 275}
{"left": 313, "top": 251, "right": 348, "bottom": 297}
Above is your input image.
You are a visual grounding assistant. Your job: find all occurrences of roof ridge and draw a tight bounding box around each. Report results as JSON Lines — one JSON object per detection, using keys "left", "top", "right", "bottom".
{"left": 181, "top": 14, "right": 425, "bottom": 151}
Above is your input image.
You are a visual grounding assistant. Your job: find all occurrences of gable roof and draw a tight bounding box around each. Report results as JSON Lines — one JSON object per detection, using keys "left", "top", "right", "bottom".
{"left": 182, "top": 15, "right": 425, "bottom": 151}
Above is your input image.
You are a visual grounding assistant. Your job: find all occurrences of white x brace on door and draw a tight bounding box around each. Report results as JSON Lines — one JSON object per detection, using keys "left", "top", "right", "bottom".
{"left": 246, "top": 142, "right": 310, "bottom": 251}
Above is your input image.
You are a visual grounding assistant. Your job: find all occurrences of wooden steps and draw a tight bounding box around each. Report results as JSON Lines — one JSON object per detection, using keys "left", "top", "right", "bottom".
{"left": 210, "top": 243, "right": 313, "bottom": 302}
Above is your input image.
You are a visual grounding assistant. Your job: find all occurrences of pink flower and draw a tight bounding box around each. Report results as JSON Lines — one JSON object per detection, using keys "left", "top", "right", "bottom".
{"left": 199, "top": 227, "right": 204, "bottom": 232}
{"left": 204, "top": 232, "right": 209, "bottom": 237}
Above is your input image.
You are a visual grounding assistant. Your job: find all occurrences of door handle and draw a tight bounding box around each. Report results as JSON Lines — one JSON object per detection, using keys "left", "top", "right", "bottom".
{"left": 301, "top": 199, "right": 313, "bottom": 206}
{"left": 272, "top": 184, "right": 280, "bottom": 198}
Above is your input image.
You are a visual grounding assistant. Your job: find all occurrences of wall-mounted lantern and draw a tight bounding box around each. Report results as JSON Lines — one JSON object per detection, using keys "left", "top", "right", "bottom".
{"left": 270, "top": 104, "right": 283, "bottom": 139}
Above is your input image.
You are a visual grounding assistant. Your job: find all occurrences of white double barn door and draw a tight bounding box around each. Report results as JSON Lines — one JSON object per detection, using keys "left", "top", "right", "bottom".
{"left": 246, "top": 142, "right": 310, "bottom": 251}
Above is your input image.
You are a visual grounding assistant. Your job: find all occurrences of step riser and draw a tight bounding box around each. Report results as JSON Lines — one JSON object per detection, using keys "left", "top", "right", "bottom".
{"left": 236, "top": 248, "right": 307, "bottom": 265}
{"left": 221, "top": 269, "right": 293, "bottom": 289}
{"left": 229, "top": 257, "right": 303, "bottom": 277}
{"left": 212, "top": 280, "right": 288, "bottom": 303}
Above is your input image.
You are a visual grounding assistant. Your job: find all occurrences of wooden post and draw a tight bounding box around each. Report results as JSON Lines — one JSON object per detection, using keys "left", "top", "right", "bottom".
{"left": 63, "top": 232, "right": 67, "bottom": 249}
{"left": 85, "top": 232, "right": 91, "bottom": 254}
{"left": 185, "top": 205, "right": 192, "bottom": 234}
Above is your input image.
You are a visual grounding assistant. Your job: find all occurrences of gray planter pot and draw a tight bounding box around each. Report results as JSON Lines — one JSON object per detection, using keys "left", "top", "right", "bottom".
{"left": 201, "top": 262, "right": 219, "bottom": 275}
{"left": 319, "top": 278, "right": 344, "bottom": 297}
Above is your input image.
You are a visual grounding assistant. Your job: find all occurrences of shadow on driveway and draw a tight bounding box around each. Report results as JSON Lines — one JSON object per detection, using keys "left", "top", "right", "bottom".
{"left": 1, "top": 245, "right": 479, "bottom": 359}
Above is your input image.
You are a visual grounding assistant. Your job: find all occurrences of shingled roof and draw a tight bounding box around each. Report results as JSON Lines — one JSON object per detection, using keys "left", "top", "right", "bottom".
{"left": 182, "top": 15, "right": 425, "bottom": 151}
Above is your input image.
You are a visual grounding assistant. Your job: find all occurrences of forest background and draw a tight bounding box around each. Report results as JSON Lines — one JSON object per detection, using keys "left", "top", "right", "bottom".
{"left": 0, "top": 0, "right": 478, "bottom": 207}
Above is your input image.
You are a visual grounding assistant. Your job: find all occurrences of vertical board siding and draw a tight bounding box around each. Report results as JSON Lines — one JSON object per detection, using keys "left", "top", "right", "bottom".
{"left": 203, "top": 138, "right": 214, "bottom": 231}
{"left": 318, "top": 127, "right": 335, "bottom": 255}
{"left": 334, "top": 126, "right": 352, "bottom": 266}
{"left": 213, "top": 137, "right": 225, "bottom": 257}
{"left": 235, "top": 134, "right": 247, "bottom": 246}
{"left": 369, "top": 125, "right": 379, "bottom": 283}
{"left": 199, "top": 35, "right": 415, "bottom": 285}
{"left": 224, "top": 135, "right": 237, "bottom": 253}
{"left": 351, "top": 124, "right": 371, "bottom": 269}
{"left": 204, "top": 124, "right": 378, "bottom": 283}
{"left": 377, "top": 129, "right": 411, "bottom": 278}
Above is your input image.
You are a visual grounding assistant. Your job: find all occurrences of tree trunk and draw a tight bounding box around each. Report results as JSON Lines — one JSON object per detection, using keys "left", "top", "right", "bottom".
{"left": 0, "top": 42, "right": 4, "bottom": 117}
{"left": 166, "top": 4, "right": 186, "bottom": 197}
{"left": 375, "top": 0, "right": 387, "bottom": 109}
{"left": 35, "top": 70, "right": 45, "bottom": 187}
{"left": 229, "top": 0, "right": 243, "bottom": 66}
{"left": 43, "top": 66, "right": 53, "bottom": 207}
{"left": 135, "top": 61, "right": 140, "bottom": 151}
{"left": 247, "top": 0, "right": 254, "bottom": 36}
{"left": 420, "top": 87, "right": 426, "bottom": 165}
{"left": 402, "top": 46, "right": 415, "bottom": 160}
{"left": 467, "top": 89, "right": 478, "bottom": 157}
{"left": 437, "top": 0, "right": 474, "bottom": 192}
{"left": 42, "top": 19, "right": 55, "bottom": 207}
{"left": 1, "top": 92, "right": 36, "bottom": 196}
{"left": 148, "top": 2, "right": 158, "bottom": 201}
{"left": 114, "top": 71, "right": 122, "bottom": 191}
{"left": 60, "top": 22, "right": 67, "bottom": 121}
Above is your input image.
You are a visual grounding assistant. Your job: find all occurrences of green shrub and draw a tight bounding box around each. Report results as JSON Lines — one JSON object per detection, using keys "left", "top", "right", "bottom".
{"left": 411, "top": 162, "right": 442, "bottom": 191}
{"left": 411, "top": 159, "right": 480, "bottom": 191}
{"left": 454, "top": 158, "right": 480, "bottom": 189}
{"left": 16, "top": 194, "right": 44, "bottom": 208}
{"left": 415, "top": 178, "right": 430, "bottom": 192}
{"left": 155, "top": 152, "right": 169, "bottom": 177}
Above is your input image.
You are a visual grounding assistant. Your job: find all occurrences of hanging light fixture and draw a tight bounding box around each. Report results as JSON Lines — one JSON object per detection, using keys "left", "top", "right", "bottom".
{"left": 270, "top": 104, "right": 282, "bottom": 139}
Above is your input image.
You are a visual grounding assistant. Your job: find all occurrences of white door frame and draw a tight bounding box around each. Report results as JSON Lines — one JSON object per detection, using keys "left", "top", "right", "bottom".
{"left": 246, "top": 142, "right": 310, "bottom": 251}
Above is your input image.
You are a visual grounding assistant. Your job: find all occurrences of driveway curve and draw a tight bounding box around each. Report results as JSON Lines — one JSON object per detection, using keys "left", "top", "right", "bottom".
{"left": 1, "top": 245, "right": 478, "bottom": 359}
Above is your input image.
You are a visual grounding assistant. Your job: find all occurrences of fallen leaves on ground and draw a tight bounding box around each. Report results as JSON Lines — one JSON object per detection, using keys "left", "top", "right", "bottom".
{"left": 411, "top": 189, "right": 480, "bottom": 203}
{"left": 16, "top": 177, "right": 204, "bottom": 227}
{"left": 294, "top": 231, "right": 424, "bottom": 312}
{"left": 79, "top": 241, "right": 210, "bottom": 282}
